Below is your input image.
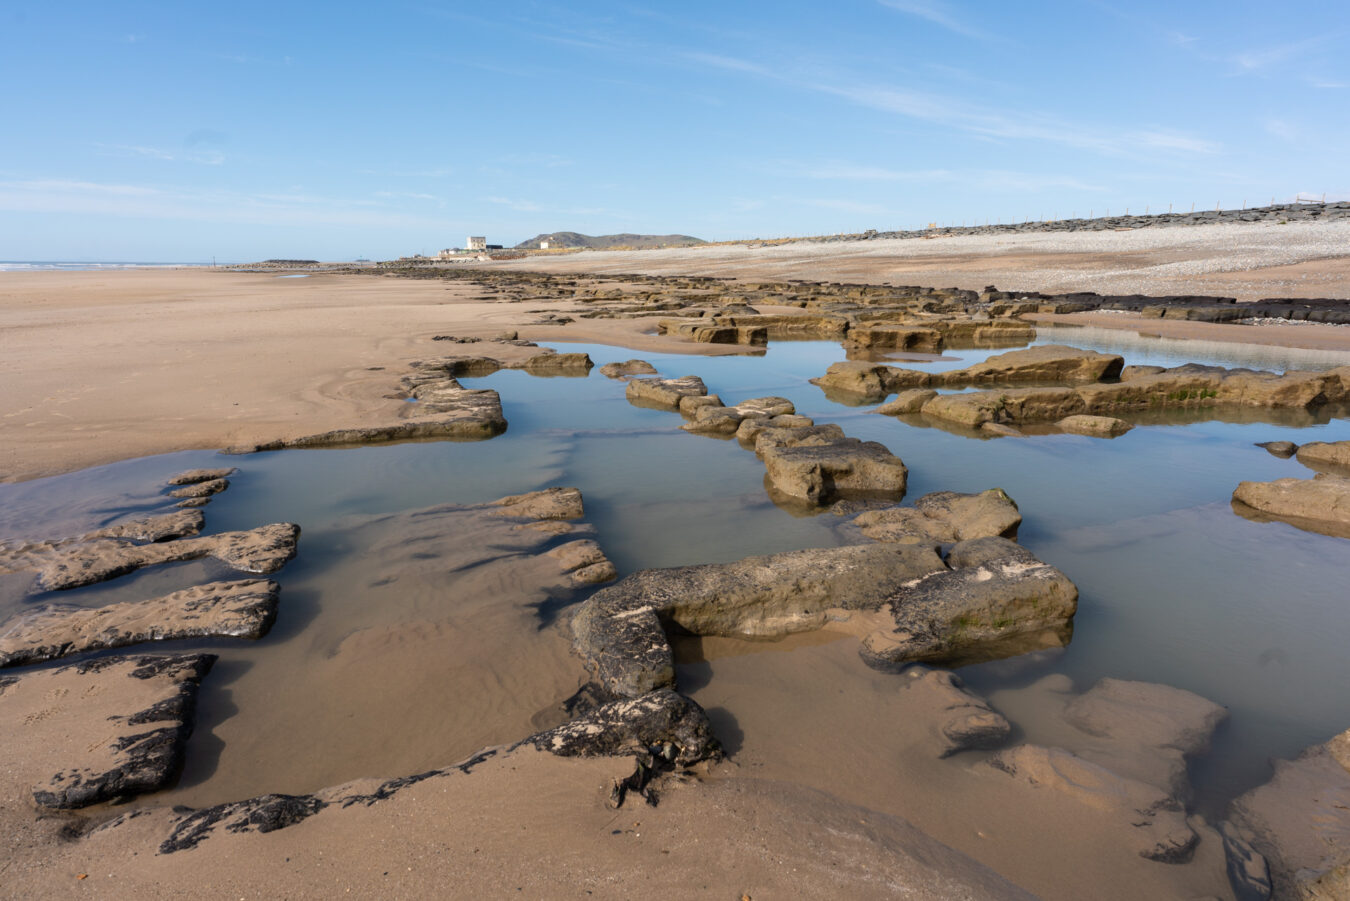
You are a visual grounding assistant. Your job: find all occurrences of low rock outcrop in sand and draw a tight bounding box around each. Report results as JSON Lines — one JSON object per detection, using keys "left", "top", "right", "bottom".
{"left": 0, "top": 579, "right": 280, "bottom": 668}
{"left": 0, "top": 653, "right": 217, "bottom": 809}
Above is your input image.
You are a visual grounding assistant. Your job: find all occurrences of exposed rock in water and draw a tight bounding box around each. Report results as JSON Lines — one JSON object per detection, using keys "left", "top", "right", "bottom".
{"left": 599, "top": 359, "right": 658, "bottom": 378}
{"left": 1225, "top": 727, "right": 1350, "bottom": 900}
{"left": 572, "top": 536, "right": 1076, "bottom": 697}
{"left": 572, "top": 543, "right": 948, "bottom": 698}
{"left": 849, "top": 489, "right": 1021, "bottom": 545}
{"left": 874, "top": 389, "right": 938, "bottom": 416}
{"left": 1057, "top": 414, "right": 1135, "bottom": 437}
{"left": 984, "top": 745, "right": 1199, "bottom": 863}
{"left": 812, "top": 346, "right": 1123, "bottom": 401}
{"left": 1255, "top": 440, "right": 1299, "bottom": 458}
{"left": 1232, "top": 474, "right": 1350, "bottom": 539}
{"left": 859, "top": 537, "right": 1078, "bottom": 670}
{"left": 0, "top": 579, "right": 280, "bottom": 668}
{"left": 30, "top": 522, "right": 301, "bottom": 591}
{"left": 1294, "top": 440, "right": 1350, "bottom": 476}
{"left": 761, "top": 438, "right": 908, "bottom": 506}
{"left": 903, "top": 667, "right": 1011, "bottom": 757}
{"left": 0, "top": 653, "right": 218, "bottom": 809}
{"left": 167, "top": 468, "right": 237, "bottom": 486}
{"left": 489, "top": 486, "right": 586, "bottom": 521}
{"left": 0, "top": 511, "right": 205, "bottom": 572}
{"left": 625, "top": 375, "right": 708, "bottom": 410}
{"left": 167, "top": 477, "right": 229, "bottom": 500}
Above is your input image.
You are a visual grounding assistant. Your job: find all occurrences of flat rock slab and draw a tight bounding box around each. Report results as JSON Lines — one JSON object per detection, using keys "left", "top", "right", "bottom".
{"left": 0, "top": 511, "right": 205, "bottom": 575}
{"left": 34, "top": 522, "right": 301, "bottom": 591}
{"left": 0, "top": 653, "right": 216, "bottom": 809}
{"left": 227, "top": 369, "right": 507, "bottom": 453}
{"left": 0, "top": 579, "right": 280, "bottom": 668}
{"left": 860, "top": 537, "right": 1078, "bottom": 670}
{"left": 985, "top": 744, "right": 1198, "bottom": 863}
{"left": 851, "top": 489, "right": 1021, "bottom": 545}
{"left": 1057, "top": 414, "right": 1134, "bottom": 437}
{"left": 625, "top": 375, "right": 708, "bottom": 410}
{"left": 1226, "top": 728, "right": 1350, "bottom": 901}
{"left": 761, "top": 438, "right": 908, "bottom": 506}
{"left": 1233, "top": 473, "right": 1350, "bottom": 539}
{"left": 167, "top": 477, "right": 228, "bottom": 499}
{"left": 1295, "top": 440, "right": 1350, "bottom": 476}
{"left": 167, "top": 468, "right": 237, "bottom": 486}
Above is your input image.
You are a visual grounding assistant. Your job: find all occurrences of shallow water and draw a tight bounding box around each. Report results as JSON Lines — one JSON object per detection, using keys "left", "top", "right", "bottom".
{"left": 1, "top": 329, "right": 1348, "bottom": 826}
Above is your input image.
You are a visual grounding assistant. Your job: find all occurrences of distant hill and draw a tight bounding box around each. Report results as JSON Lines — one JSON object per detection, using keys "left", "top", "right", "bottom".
{"left": 514, "top": 232, "right": 705, "bottom": 250}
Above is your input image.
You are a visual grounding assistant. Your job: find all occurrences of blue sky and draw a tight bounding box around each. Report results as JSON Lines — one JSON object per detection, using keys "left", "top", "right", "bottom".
{"left": 1, "top": 1, "right": 1346, "bottom": 261}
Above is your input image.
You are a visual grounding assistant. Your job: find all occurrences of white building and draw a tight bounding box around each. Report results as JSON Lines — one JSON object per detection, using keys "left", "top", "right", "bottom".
{"left": 539, "top": 240, "right": 550, "bottom": 250}
{"left": 466, "top": 236, "right": 487, "bottom": 251}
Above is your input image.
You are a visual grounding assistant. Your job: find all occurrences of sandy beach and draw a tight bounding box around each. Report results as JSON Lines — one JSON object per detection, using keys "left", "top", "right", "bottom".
{"left": 3, "top": 220, "right": 1350, "bottom": 899}
{"left": 4, "top": 220, "right": 1350, "bottom": 484}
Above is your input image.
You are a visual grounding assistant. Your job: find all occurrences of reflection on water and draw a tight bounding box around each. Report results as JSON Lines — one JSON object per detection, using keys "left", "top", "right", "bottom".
{"left": 1034, "top": 323, "right": 1350, "bottom": 371}
{"left": 0, "top": 330, "right": 1348, "bottom": 818}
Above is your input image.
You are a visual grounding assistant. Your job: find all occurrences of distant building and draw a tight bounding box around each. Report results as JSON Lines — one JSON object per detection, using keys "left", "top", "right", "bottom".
{"left": 466, "top": 236, "right": 487, "bottom": 251}
{"left": 539, "top": 240, "right": 550, "bottom": 250}
{"left": 485, "top": 244, "right": 503, "bottom": 250}
{"left": 436, "top": 248, "right": 456, "bottom": 260}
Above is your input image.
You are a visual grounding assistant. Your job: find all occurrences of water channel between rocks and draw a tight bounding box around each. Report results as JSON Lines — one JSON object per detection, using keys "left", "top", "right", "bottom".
{"left": 1, "top": 325, "right": 1347, "bottom": 826}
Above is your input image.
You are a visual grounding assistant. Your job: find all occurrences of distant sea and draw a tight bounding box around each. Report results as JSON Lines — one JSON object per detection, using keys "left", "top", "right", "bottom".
{"left": 0, "top": 261, "right": 206, "bottom": 272}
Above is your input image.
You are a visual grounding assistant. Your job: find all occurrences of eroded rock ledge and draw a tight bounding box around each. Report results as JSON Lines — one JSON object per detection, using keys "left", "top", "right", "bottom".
{"left": 571, "top": 535, "right": 1077, "bottom": 698}
{"left": 0, "top": 579, "right": 280, "bottom": 667}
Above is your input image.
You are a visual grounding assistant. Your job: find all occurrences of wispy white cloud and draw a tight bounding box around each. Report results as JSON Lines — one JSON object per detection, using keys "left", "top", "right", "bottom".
{"left": 0, "top": 177, "right": 455, "bottom": 230}
{"left": 777, "top": 161, "right": 1108, "bottom": 193}
{"left": 1232, "top": 36, "right": 1327, "bottom": 71}
{"left": 682, "top": 51, "right": 1217, "bottom": 158}
{"left": 878, "top": 0, "right": 989, "bottom": 40}
{"left": 374, "top": 191, "right": 442, "bottom": 202}
{"left": 359, "top": 166, "right": 454, "bottom": 178}
{"left": 801, "top": 198, "right": 890, "bottom": 215}
{"left": 94, "top": 143, "right": 225, "bottom": 165}
{"left": 1263, "top": 119, "right": 1298, "bottom": 142}
{"left": 485, "top": 196, "right": 544, "bottom": 212}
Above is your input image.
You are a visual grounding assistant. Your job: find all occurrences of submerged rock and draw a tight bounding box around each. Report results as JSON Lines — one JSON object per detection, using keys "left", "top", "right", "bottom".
{"left": 0, "top": 579, "right": 280, "bottom": 667}
{"left": 0, "top": 511, "right": 206, "bottom": 574}
{"left": 1255, "top": 440, "right": 1299, "bottom": 459}
{"left": 1063, "top": 678, "right": 1228, "bottom": 799}
{"left": 904, "top": 667, "right": 1011, "bottom": 757}
{"left": 3, "top": 653, "right": 218, "bottom": 808}
{"left": 1232, "top": 474, "right": 1350, "bottom": 539}
{"left": 984, "top": 745, "right": 1199, "bottom": 863}
{"left": 1226, "top": 727, "right": 1350, "bottom": 900}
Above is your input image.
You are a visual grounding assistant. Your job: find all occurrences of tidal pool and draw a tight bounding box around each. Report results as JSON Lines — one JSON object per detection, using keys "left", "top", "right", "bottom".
{"left": 1, "top": 329, "right": 1347, "bottom": 825}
